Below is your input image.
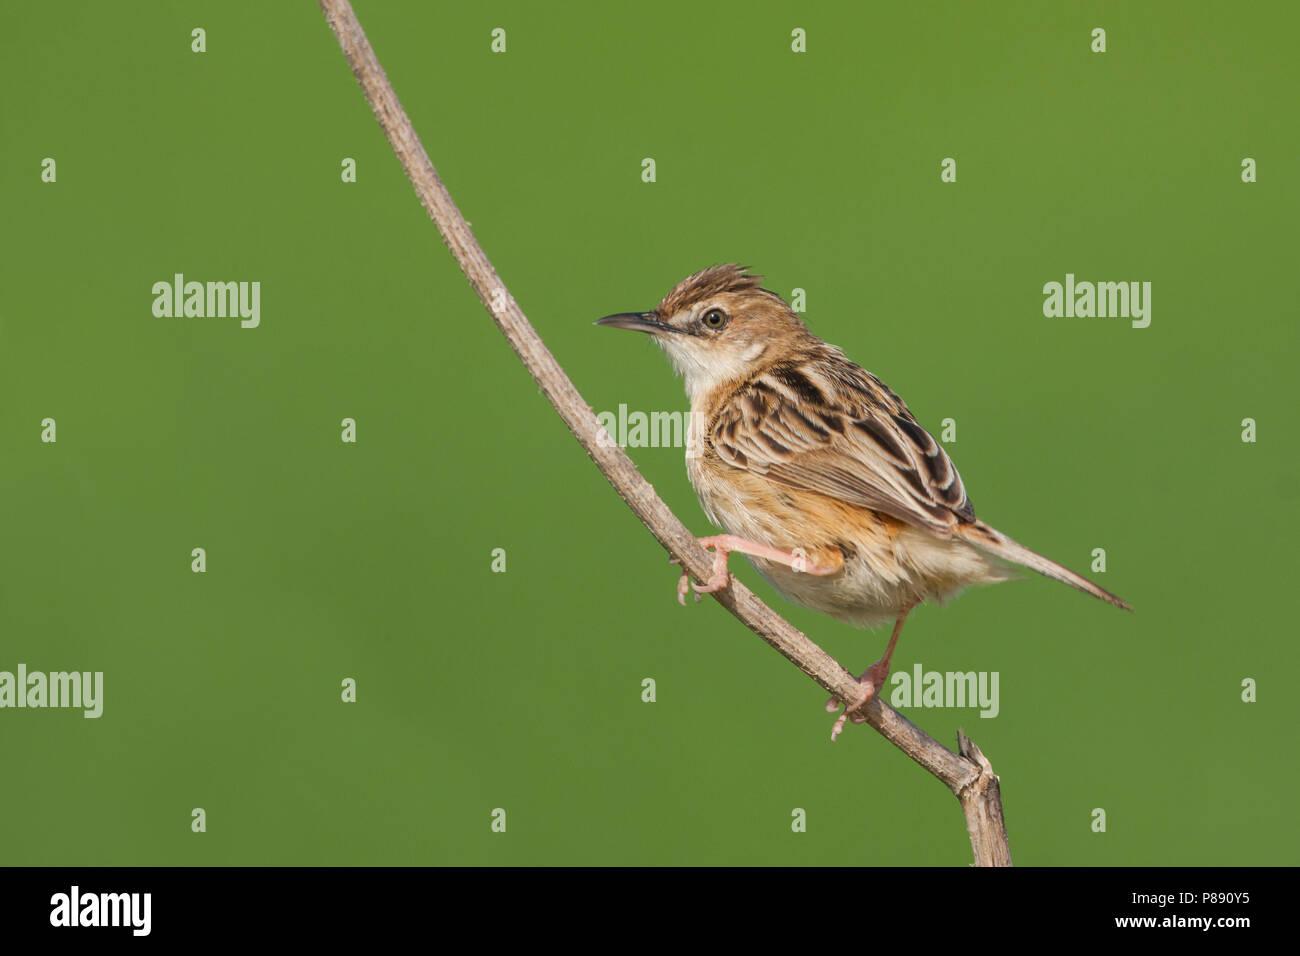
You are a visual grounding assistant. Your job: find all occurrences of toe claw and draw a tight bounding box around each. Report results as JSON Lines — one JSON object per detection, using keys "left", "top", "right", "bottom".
{"left": 830, "top": 712, "right": 849, "bottom": 742}
{"left": 827, "top": 678, "right": 878, "bottom": 741}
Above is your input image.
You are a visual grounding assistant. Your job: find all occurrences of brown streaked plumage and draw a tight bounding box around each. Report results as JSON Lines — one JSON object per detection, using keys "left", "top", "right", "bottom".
{"left": 598, "top": 264, "right": 1130, "bottom": 740}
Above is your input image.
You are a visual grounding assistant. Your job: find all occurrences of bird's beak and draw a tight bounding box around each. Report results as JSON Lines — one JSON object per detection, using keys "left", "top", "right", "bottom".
{"left": 595, "top": 311, "right": 675, "bottom": 335}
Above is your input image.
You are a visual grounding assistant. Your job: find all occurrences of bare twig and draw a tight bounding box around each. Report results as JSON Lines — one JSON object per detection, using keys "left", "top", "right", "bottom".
{"left": 958, "top": 731, "right": 1013, "bottom": 867}
{"left": 317, "top": 0, "right": 1012, "bottom": 866}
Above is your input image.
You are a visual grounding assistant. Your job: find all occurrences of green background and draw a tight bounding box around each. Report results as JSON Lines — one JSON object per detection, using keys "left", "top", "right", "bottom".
{"left": 2, "top": 0, "right": 1295, "bottom": 865}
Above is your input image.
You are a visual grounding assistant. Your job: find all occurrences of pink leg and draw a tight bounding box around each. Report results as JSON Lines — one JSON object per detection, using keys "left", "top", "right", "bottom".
{"left": 827, "top": 606, "right": 913, "bottom": 742}
{"left": 673, "top": 534, "right": 842, "bottom": 606}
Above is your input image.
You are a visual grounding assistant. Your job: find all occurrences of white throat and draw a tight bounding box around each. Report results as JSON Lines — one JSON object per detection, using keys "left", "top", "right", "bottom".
{"left": 659, "top": 339, "right": 767, "bottom": 404}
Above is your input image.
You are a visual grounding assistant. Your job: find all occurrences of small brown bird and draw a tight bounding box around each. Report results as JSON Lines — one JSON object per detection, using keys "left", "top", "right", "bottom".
{"left": 598, "top": 265, "right": 1130, "bottom": 740}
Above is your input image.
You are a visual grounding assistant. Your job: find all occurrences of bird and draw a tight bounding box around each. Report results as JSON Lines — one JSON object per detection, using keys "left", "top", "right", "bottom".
{"left": 597, "top": 264, "right": 1131, "bottom": 740}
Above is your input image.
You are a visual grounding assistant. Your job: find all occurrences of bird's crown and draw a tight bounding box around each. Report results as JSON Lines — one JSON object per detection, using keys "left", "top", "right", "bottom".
{"left": 655, "top": 264, "right": 781, "bottom": 318}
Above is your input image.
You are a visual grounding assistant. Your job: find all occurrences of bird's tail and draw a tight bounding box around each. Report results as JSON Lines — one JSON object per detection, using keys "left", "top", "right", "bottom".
{"left": 958, "top": 521, "right": 1132, "bottom": 611}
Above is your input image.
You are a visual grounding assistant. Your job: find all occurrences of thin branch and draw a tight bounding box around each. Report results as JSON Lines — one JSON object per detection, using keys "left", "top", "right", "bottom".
{"left": 958, "top": 731, "right": 1013, "bottom": 867}
{"left": 317, "top": 0, "right": 1011, "bottom": 866}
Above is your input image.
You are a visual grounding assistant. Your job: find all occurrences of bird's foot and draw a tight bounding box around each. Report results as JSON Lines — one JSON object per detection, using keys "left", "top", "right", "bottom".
{"left": 825, "top": 657, "right": 893, "bottom": 742}
{"left": 823, "top": 607, "right": 913, "bottom": 742}
{"left": 672, "top": 536, "right": 735, "bottom": 606}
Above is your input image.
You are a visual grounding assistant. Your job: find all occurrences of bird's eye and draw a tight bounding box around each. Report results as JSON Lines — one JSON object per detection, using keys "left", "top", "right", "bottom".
{"left": 702, "top": 309, "right": 728, "bottom": 330}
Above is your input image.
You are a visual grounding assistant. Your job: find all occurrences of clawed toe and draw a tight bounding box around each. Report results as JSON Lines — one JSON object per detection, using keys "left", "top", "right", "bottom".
{"left": 692, "top": 571, "right": 730, "bottom": 595}
{"left": 828, "top": 678, "right": 878, "bottom": 742}
{"left": 672, "top": 540, "right": 734, "bottom": 604}
{"left": 676, "top": 570, "right": 699, "bottom": 606}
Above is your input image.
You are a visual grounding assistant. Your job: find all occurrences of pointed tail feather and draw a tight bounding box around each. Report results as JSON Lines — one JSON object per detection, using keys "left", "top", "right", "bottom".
{"left": 959, "top": 522, "right": 1132, "bottom": 611}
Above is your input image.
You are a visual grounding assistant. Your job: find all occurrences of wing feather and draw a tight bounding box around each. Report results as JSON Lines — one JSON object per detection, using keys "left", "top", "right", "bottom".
{"left": 709, "top": 351, "right": 975, "bottom": 535}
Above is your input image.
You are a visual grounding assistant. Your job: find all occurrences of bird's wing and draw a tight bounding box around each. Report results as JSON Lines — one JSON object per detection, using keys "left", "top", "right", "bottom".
{"left": 709, "top": 352, "right": 975, "bottom": 536}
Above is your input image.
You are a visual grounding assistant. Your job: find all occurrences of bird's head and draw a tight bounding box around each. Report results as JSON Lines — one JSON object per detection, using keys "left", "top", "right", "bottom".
{"left": 596, "top": 265, "right": 813, "bottom": 400}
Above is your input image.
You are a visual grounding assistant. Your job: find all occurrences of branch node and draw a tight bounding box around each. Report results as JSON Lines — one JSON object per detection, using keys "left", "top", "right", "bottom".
{"left": 956, "top": 729, "right": 1013, "bottom": 867}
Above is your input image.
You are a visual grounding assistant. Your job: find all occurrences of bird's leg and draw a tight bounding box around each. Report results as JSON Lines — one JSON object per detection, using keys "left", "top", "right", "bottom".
{"left": 672, "top": 534, "right": 842, "bottom": 606}
{"left": 827, "top": 605, "right": 914, "bottom": 742}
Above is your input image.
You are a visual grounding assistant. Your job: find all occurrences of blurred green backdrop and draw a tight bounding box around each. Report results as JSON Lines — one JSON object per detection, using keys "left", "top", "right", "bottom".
{"left": 1, "top": 0, "right": 1295, "bottom": 865}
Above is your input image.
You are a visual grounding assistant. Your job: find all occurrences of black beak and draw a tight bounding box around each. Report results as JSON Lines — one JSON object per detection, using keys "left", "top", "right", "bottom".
{"left": 595, "top": 311, "right": 679, "bottom": 335}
